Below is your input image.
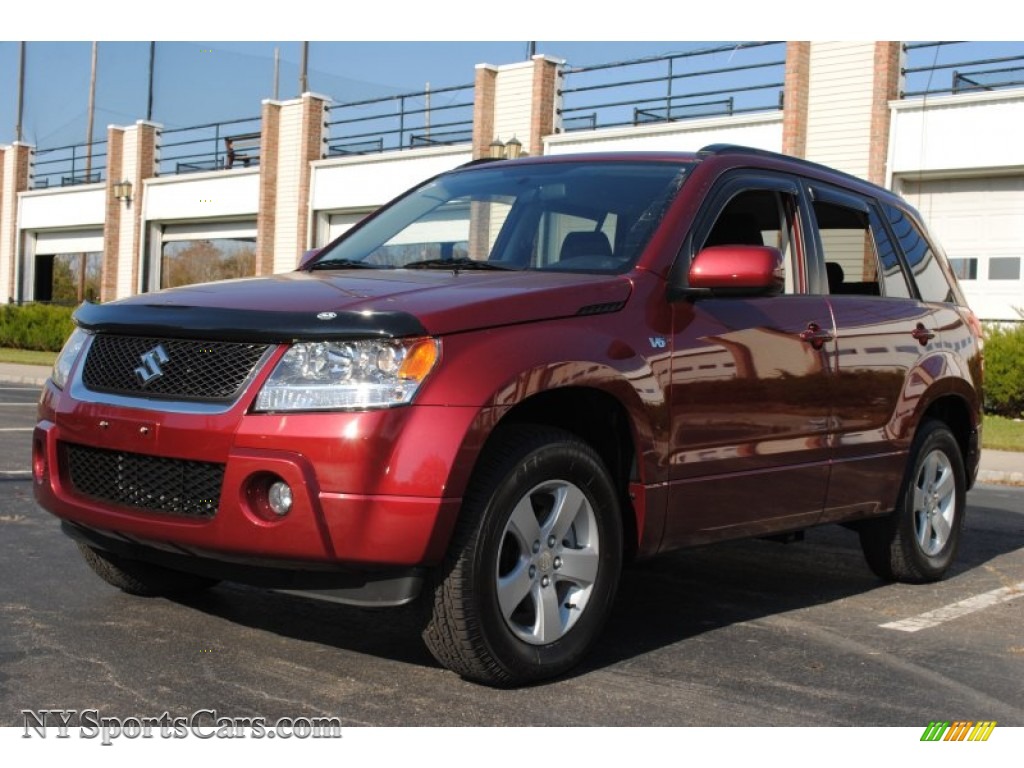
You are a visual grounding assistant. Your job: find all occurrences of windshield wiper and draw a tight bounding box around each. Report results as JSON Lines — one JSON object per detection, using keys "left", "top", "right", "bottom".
{"left": 308, "top": 259, "right": 388, "bottom": 271}
{"left": 403, "top": 257, "right": 517, "bottom": 272}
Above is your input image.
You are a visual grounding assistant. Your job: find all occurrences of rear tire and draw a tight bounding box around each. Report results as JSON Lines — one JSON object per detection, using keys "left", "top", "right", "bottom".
{"left": 421, "top": 426, "right": 623, "bottom": 686}
{"left": 859, "top": 420, "right": 966, "bottom": 583}
{"left": 78, "top": 543, "right": 219, "bottom": 597}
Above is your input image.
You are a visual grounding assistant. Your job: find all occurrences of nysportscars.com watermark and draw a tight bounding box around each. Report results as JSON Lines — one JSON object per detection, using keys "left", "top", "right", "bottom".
{"left": 21, "top": 709, "right": 343, "bottom": 746}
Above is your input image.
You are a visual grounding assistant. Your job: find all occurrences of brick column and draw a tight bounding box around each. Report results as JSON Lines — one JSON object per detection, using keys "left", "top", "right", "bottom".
{"left": 296, "top": 94, "right": 328, "bottom": 261}
{"left": 782, "top": 42, "right": 811, "bottom": 158}
{"left": 255, "top": 99, "right": 280, "bottom": 276}
{"left": 471, "top": 65, "right": 498, "bottom": 160}
{"left": 256, "top": 93, "right": 328, "bottom": 275}
{"left": 101, "top": 128, "right": 124, "bottom": 302}
{"left": 530, "top": 55, "right": 561, "bottom": 156}
{"left": 102, "top": 121, "right": 159, "bottom": 301}
{"left": 0, "top": 143, "right": 32, "bottom": 303}
{"left": 868, "top": 42, "right": 903, "bottom": 185}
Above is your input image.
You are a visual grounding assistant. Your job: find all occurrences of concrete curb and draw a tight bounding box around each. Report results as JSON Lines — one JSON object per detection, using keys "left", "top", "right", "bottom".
{"left": 0, "top": 374, "right": 48, "bottom": 387}
{"left": 977, "top": 470, "right": 1024, "bottom": 487}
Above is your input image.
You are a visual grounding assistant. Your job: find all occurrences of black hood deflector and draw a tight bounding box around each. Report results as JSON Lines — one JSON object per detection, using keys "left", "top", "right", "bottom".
{"left": 73, "top": 302, "right": 428, "bottom": 343}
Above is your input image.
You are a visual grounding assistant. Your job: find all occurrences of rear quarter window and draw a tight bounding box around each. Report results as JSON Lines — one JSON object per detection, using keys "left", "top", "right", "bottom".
{"left": 883, "top": 203, "right": 956, "bottom": 303}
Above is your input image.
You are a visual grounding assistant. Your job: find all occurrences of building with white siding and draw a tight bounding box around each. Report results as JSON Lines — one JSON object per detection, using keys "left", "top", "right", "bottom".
{"left": 1, "top": 42, "right": 1021, "bottom": 323}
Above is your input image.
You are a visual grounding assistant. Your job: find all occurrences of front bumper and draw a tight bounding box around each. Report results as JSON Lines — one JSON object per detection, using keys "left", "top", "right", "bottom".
{"left": 62, "top": 521, "right": 425, "bottom": 607}
{"left": 33, "top": 381, "right": 481, "bottom": 570}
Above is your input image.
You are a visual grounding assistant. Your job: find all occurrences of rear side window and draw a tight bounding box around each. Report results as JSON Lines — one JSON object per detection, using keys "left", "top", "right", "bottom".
{"left": 814, "top": 201, "right": 883, "bottom": 297}
{"left": 883, "top": 204, "right": 955, "bottom": 303}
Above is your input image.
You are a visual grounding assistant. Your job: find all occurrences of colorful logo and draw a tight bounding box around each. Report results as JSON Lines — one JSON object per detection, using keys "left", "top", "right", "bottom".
{"left": 921, "top": 721, "right": 996, "bottom": 741}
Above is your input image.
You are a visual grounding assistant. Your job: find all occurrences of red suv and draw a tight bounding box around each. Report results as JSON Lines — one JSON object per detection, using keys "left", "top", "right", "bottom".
{"left": 34, "top": 145, "right": 983, "bottom": 686}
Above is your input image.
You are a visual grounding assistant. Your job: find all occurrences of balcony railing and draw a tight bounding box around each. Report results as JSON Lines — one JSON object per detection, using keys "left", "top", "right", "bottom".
{"left": 902, "top": 42, "right": 1024, "bottom": 97}
{"left": 325, "top": 83, "right": 474, "bottom": 156}
{"left": 33, "top": 141, "right": 107, "bottom": 189}
{"left": 558, "top": 42, "right": 786, "bottom": 133}
{"left": 159, "top": 116, "right": 262, "bottom": 175}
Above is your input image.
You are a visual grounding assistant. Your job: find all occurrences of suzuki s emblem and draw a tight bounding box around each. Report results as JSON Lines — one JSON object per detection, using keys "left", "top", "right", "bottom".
{"left": 134, "top": 344, "right": 169, "bottom": 385}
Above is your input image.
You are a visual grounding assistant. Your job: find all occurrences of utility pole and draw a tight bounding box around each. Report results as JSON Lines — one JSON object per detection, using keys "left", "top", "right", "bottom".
{"left": 86, "top": 41, "right": 98, "bottom": 180}
{"left": 299, "top": 42, "right": 308, "bottom": 95}
{"left": 15, "top": 42, "right": 26, "bottom": 143}
{"left": 273, "top": 46, "right": 280, "bottom": 100}
{"left": 146, "top": 42, "right": 155, "bottom": 121}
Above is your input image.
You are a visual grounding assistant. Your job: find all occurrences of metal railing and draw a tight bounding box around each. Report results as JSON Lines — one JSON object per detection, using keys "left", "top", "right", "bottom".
{"left": 33, "top": 141, "right": 107, "bottom": 189}
{"left": 159, "top": 116, "right": 262, "bottom": 175}
{"left": 325, "top": 83, "right": 474, "bottom": 156}
{"left": 902, "top": 42, "right": 1024, "bottom": 97}
{"left": 558, "top": 42, "right": 786, "bottom": 132}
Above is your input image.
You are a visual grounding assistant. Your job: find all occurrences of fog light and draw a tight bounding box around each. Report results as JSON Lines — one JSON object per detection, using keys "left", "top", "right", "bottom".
{"left": 267, "top": 481, "right": 293, "bottom": 516}
{"left": 32, "top": 436, "right": 47, "bottom": 484}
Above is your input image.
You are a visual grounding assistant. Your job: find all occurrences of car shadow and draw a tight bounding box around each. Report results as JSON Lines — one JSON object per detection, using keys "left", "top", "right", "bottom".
{"left": 171, "top": 498, "right": 1024, "bottom": 685}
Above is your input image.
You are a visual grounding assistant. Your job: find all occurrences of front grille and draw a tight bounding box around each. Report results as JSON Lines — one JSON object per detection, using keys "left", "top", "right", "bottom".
{"left": 82, "top": 335, "right": 269, "bottom": 402}
{"left": 63, "top": 443, "right": 223, "bottom": 518}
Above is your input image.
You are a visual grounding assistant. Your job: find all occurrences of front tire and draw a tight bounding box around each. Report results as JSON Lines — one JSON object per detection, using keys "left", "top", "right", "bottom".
{"left": 859, "top": 420, "right": 966, "bottom": 583}
{"left": 78, "top": 543, "right": 220, "bottom": 597}
{"left": 421, "top": 426, "right": 623, "bottom": 686}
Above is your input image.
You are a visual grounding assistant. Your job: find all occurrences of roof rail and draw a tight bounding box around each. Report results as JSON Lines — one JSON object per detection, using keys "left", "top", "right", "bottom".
{"left": 697, "top": 143, "right": 889, "bottom": 193}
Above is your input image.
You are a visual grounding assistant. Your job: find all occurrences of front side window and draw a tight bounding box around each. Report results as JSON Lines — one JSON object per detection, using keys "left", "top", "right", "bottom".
{"left": 313, "top": 161, "right": 692, "bottom": 274}
{"left": 698, "top": 188, "right": 801, "bottom": 293}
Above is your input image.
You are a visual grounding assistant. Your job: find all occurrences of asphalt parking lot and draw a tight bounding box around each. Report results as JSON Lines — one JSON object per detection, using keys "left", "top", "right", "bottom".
{"left": 1, "top": 383, "right": 1021, "bottom": 726}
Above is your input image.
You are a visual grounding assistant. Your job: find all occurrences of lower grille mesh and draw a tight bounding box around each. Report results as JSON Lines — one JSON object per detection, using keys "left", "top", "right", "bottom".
{"left": 63, "top": 442, "right": 223, "bottom": 518}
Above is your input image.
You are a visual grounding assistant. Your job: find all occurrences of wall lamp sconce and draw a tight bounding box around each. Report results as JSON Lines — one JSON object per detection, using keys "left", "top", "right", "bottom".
{"left": 112, "top": 180, "right": 133, "bottom": 203}
{"left": 489, "top": 136, "right": 524, "bottom": 160}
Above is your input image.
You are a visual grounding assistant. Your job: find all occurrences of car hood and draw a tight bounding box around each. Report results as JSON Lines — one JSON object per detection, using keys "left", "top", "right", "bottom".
{"left": 74, "top": 269, "right": 634, "bottom": 341}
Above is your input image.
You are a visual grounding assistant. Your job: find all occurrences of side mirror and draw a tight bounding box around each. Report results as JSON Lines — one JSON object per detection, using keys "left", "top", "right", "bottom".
{"left": 297, "top": 248, "right": 321, "bottom": 270}
{"left": 688, "top": 245, "right": 785, "bottom": 296}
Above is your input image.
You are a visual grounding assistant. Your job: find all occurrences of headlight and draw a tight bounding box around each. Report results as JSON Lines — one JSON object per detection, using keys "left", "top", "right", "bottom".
{"left": 51, "top": 328, "right": 89, "bottom": 390}
{"left": 254, "top": 337, "right": 440, "bottom": 411}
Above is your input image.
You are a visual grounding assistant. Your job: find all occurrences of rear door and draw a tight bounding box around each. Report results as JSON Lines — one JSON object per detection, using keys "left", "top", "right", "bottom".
{"left": 806, "top": 184, "right": 944, "bottom": 522}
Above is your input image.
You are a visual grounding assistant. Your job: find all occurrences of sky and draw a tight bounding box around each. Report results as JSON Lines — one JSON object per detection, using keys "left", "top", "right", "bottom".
{"left": 1, "top": 1, "right": 1019, "bottom": 148}
{"left": 0, "top": 41, "right": 744, "bottom": 146}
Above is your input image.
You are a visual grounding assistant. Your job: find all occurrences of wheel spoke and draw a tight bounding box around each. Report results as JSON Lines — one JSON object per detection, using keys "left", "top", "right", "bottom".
{"left": 534, "top": 581, "right": 564, "bottom": 644}
{"left": 497, "top": 560, "right": 533, "bottom": 621}
{"left": 916, "top": 511, "right": 931, "bottom": 549}
{"left": 922, "top": 452, "right": 940, "bottom": 488}
{"left": 933, "top": 464, "right": 955, "bottom": 502}
{"left": 557, "top": 548, "right": 599, "bottom": 587}
{"left": 546, "top": 483, "right": 588, "bottom": 544}
{"left": 931, "top": 509, "right": 951, "bottom": 547}
{"left": 506, "top": 495, "right": 541, "bottom": 549}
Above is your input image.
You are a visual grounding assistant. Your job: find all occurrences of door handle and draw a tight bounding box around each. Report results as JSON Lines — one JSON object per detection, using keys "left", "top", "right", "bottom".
{"left": 911, "top": 323, "right": 935, "bottom": 346}
{"left": 799, "top": 322, "right": 834, "bottom": 350}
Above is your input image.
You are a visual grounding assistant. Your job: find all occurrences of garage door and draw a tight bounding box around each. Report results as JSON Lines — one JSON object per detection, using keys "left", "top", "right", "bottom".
{"left": 901, "top": 176, "right": 1024, "bottom": 322}
{"left": 326, "top": 211, "right": 372, "bottom": 244}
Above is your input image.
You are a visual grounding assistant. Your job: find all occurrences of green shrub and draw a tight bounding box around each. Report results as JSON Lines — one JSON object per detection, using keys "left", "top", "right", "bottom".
{"left": 984, "top": 321, "right": 1024, "bottom": 417}
{"left": 0, "top": 303, "right": 77, "bottom": 352}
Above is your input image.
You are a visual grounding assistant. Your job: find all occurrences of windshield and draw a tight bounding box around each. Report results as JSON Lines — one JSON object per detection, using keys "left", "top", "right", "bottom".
{"left": 311, "top": 161, "right": 693, "bottom": 273}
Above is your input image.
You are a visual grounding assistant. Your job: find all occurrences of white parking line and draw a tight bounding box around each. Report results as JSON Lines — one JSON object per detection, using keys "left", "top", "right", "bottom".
{"left": 880, "top": 582, "right": 1024, "bottom": 632}
{"left": 0, "top": 427, "right": 33, "bottom": 432}
{"left": 0, "top": 470, "right": 31, "bottom": 477}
